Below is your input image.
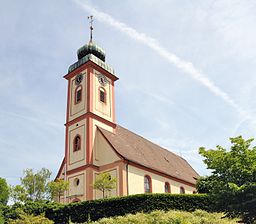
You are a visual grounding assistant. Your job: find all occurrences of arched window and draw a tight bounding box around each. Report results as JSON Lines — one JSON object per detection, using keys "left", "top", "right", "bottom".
{"left": 75, "top": 86, "right": 82, "bottom": 104}
{"left": 99, "top": 87, "right": 106, "bottom": 103}
{"left": 164, "top": 182, "right": 170, "bottom": 193}
{"left": 144, "top": 175, "right": 152, "bottom": 193}
{"left": 180, "top": 186, "right": 185, "bottom": 194}
{"left": 73, "top": 135, "right": 81, "bottom": 151}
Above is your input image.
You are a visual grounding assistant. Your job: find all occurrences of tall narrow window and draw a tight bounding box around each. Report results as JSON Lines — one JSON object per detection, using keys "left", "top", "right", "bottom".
{"left": 75, "top": 86, "right": 82, "bottom": 104}
{"left": 164, "top": 182, "right": 170, "bottom": 193}
{"left": 99, "top": 87, "right": 106, "bottom": 103}
{"left": 73, "top": 135, "right": 81, "bottom": 151}
{"left": 144, "top": 175, "right": 152, "bottom": 193}
{"left": 180, "top": 186, "right": 185, "bottom": 194}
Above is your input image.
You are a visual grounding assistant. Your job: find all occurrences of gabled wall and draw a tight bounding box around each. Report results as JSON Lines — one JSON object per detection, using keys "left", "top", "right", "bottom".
{"left": 93, "top": 129, "right": 120, "bottom": 166}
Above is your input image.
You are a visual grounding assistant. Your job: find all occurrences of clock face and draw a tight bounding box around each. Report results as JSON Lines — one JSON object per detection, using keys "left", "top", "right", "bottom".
{"left": 98, "top": 74, "right": 108, "bottom": 86}
{"left": 75, "top": 74, "right": 83, "bottom": 85}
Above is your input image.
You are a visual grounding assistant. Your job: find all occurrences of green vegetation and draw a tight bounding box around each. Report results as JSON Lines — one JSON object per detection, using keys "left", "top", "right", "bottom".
{"left": 0, "top": 208, "right": 5, "bottom": 224}
{"left": 7, "top": 208, "right": 53, "bottom": 224}
{"left": 9, "top": 168, "right": 69, "bottom": 204}
{"left": 20, "top": 168, "right": 52, "bottom": 201}
{"left": 93, "top": 173, "right": 117, "bottom": 198}
{"left": 85, "top": 210, "right": 239, "bottom": 224}
{"left": 48, "top": 178, "right": 69, "bottom": 202}
{"left": 10, "top": 185, "right": 28, "bottom": 203}
{"left": 1, "top": 194, "right": 211, "bottom": 223}
{"left": 198, "top": 136, "right": 256, "bottom": 223}
{"left": 0, "top": 177, "right": 9, "bottom": 205}
{"left": 67, "top": 193, "right": 211, "bottom": 223}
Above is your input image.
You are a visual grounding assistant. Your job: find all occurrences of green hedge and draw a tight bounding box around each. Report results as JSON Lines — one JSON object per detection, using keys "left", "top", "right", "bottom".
{"left": 2, "top": 194, "right": 212, "bottom": 223}
{"left": 67, "top": 194, "right": 212, "bottom": 223}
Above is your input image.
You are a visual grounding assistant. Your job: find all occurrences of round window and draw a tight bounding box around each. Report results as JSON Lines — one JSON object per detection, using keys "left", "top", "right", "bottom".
{"left": 74, "top": 178, "right": 80, "bottom": 187}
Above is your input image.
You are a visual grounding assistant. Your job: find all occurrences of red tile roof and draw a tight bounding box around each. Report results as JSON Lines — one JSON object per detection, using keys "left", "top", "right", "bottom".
{"left": 98, "top": 125, "right": 199, "bottom": 185}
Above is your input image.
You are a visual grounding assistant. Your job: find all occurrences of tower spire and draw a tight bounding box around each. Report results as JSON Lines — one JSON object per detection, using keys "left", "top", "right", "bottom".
{"left": 87, "top": 15, "right": 94, "bottom": 43}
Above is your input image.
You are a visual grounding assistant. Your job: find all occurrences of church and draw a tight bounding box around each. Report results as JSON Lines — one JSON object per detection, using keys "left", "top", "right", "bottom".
{"left": 56, "top": 20, "right": 199, "bottom": 203}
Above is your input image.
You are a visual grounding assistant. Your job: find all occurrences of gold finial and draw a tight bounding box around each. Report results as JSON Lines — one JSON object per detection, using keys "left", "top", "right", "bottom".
{"left": 87, "top": 15, "right": 94, "bottom": 43}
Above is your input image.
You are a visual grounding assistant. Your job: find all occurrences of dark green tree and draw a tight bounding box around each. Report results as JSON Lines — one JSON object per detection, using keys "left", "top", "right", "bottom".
{"left": 199, "top": 136, "right": 256, "bottom": 223}
{"left": 196, "top": 176, "right": 219, "bottom": 194}
{"left": 0, "top": 177, "right": 9, "bottom": 205}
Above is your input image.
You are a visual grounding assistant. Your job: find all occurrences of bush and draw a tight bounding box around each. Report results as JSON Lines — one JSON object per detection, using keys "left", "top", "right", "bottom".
{"left": 3, "top": 194, "right": 212, "bottom": 223}
{"left": 86, "top": 210, "right": 239, "bottom": 224}
{"left": 67, "top": 194, "right": 211, "bottom": 223}
{"left": 7, "top": 212, "right": 53, "bottom": 224}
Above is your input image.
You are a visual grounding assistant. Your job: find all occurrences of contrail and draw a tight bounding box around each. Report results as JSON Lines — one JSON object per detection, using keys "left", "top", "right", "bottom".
{"left": 73, "top": 0, "right": 255, "bottom": 123}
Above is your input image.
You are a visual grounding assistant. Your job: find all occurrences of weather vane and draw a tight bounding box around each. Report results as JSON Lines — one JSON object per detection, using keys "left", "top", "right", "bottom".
{"left": 88, "top": 15, "right": 94, "bottom": 42}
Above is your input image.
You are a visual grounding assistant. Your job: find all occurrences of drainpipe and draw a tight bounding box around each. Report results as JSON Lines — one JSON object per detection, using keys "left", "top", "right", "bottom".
{"left": 126, "top": 161, "right": 129, "bottom": 196}
{"left": 64, "top": 163, "right": 67, "bottom": 204}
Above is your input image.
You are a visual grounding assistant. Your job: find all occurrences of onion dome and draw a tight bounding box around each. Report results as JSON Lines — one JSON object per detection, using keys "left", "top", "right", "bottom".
{"left": 77, "top": 41, "right": 106, "bottom": 62}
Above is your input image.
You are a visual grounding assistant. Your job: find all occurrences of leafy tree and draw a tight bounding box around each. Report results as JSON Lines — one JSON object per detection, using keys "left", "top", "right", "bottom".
{"left": 48, "top": 178, "right": 69, "bottom": 202}
{"left": 0, "top": 177, "right": 9, "bottom": 205}
{"left": 93, "top": 173, "right": 117, "bottom": 198}
{"left": 196, "top": 176, "right": 221, "bottom": 194}
{"left": 10, "top": 185, "right": 28, "bottom": 203}
{"left": 199, "top": 136, "right": 256, "bottom": 223}
{"left": 20, "top": 168, "right": 51, "bottom": 201}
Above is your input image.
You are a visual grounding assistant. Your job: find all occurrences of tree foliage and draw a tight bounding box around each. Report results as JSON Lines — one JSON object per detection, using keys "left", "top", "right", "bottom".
{"left": 199, "top": 136, "right": 256, "bottom": 187}
{"left": 198, "top": 136, "right": 256, "bottom": 223}
{"left": 48, "top": 178, "right": 69, "bottom": 202}
{"left": 9, "top": 168, "right": 69, "bottom": 204}
{"left": 10, "top": 185, "right": 28, "bottom": 203}
{"left": 93, "top": 173, "right": 117, "bottom": 198}
{"left": 20, "top": 168, "right": 51, "bottom": 202}
{"left": 0, "top": 177, "right": 9, "bottom": 205}
{"left": 196, "top": 176, "right": 218, "bottom": 194}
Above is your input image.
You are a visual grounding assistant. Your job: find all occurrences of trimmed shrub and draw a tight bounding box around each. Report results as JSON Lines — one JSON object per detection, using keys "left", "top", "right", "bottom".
{"left": 3, "top": 194, "right": 212, "bottom": 223}
{"left": 67, "top": 194, "right": 211, "bottom": 223}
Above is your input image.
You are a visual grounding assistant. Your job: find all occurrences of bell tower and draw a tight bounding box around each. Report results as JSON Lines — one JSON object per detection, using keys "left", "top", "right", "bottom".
{"left": 60, "top": 17, "right": 119, "bottom": 202}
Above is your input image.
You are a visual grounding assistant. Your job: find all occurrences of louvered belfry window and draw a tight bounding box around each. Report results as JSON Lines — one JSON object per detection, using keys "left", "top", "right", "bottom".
{"left": 73, "top": 135, "right": 81, "bottom": 151}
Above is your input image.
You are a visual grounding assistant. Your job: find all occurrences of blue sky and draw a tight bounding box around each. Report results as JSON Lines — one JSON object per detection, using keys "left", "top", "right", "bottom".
{"left": 1, "top": 0, "right": 256, "bottom": 186}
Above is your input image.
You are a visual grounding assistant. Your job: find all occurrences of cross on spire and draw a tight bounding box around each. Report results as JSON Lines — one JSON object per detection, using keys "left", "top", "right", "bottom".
{"left": 88, "top": 15, "right": 94, "bottom": 43}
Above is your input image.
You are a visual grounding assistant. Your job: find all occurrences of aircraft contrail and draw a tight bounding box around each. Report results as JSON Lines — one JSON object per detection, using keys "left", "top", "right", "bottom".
{"left": 73, "top": 0, "right": 255, "bottom": 124}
